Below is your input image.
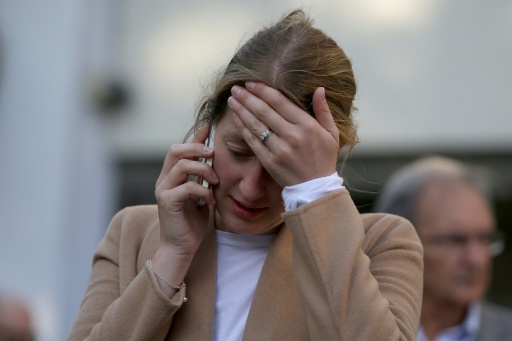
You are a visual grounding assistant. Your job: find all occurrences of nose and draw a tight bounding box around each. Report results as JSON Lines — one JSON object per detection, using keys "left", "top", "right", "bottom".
{"left": 238, "top": 161, "right": 267, "bottom": 202}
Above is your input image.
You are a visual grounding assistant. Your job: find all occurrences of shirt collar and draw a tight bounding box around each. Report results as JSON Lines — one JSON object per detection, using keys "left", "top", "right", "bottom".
{"left": 464, "top": 302, "right": 481, "bottom": 338}
{"left": 417, "top": 302, "right": 481, "bottom": 341}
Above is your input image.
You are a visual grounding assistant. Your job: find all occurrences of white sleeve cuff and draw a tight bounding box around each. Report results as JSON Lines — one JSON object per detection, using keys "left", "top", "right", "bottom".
{"left": 282, "top": 172, "right": 345, "bottom": 211}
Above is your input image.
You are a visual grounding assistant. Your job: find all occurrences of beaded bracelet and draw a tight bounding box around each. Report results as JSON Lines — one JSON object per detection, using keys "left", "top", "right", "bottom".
{"left": 149, "top": 260, "right": 187, "bottom": 302}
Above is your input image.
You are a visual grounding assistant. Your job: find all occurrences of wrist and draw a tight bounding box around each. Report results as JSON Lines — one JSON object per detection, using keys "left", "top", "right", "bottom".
{"left": 151, "top": 245, "right": 194, "bottom": 297}
{"left": 148, "top": 260, "right": 187, "bottom": 302}
{"left": 157, "top": 238, "right": 198, "bottom": 259}
{"left": 282, "top": 172, "right": 344, "bottom": 211}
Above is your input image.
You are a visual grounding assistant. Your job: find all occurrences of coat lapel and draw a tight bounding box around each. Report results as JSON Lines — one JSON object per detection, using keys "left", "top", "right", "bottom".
{"left": 243, "top": 226, "right": 307, "bottom": 340}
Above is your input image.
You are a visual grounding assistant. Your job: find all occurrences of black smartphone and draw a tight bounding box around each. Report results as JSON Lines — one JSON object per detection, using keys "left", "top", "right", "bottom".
{"left": 196, "top": 123, "right": 216, "bottom": 207}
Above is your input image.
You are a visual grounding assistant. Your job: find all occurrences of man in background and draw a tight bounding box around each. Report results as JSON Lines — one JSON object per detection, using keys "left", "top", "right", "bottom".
{"left": 375, "top": 156, "right": 512, "bottom": 341}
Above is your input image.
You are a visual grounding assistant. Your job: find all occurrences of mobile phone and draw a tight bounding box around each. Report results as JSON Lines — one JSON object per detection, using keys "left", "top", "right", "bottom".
{"left": 196, "top": 123, "right": 216, "bottom": 207}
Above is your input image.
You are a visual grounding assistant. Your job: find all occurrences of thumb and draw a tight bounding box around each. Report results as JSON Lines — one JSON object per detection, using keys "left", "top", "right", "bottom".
{"left": 312, "top": 87, "right": 340, "bottom": 148}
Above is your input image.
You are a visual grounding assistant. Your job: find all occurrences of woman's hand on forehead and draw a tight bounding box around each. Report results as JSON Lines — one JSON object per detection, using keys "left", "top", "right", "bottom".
{"left": 227, "top": 82, "right": 339, "bottom": 187}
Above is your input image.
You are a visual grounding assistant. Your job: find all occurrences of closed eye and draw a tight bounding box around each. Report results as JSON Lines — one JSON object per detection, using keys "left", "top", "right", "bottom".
{"left": 229, "top": 148, "right": 253, "bottom": 159}
{"left": 225, "top": 138, "right": 253, "bottom": 159}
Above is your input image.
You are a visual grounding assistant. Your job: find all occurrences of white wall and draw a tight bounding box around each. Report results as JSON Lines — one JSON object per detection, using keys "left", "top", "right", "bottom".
{"left": 111, "top": 0, "right": 512, "bottom": 156}
{"left": 0, "top": 1, "right": 115, "bottom": 340}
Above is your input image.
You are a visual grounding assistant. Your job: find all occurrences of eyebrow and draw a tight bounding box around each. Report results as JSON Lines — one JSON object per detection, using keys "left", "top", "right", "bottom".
{"left": 222, "top": 129, "right": 252, "bottom": 149}
{"left": 223, "top": 129, "right": 246, "bottom": 142}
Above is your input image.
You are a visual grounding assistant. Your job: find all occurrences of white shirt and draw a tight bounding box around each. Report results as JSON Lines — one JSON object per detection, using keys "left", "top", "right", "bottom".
{"left": 213, "top": 230, "right": 276, "bottom": 341}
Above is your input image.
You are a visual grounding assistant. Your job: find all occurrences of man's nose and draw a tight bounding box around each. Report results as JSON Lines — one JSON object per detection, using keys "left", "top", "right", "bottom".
{"left": 463, "top": 239, "right": 491, "bottom": 267}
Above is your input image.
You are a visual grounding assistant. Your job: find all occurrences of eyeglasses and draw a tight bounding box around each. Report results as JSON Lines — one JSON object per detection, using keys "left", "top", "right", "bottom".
{"left": 419, "top": 230, "right": 505, "bottom": 256}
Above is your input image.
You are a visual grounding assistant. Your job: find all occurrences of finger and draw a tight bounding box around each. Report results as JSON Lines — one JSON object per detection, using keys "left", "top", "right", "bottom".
{"left": 227, "top": 96, "right": 275, "bottom": 142}
{"left": 231, "top": 112, "right": 271, "bottom": 159}
{"left": 158, "top": 125, "right": 210, "bottom": 188}
{"left": 230, "top": 85, "right": 289, "bottom": 135}
{"left": 242, "top": 81, "right": 309, "bottom": 124}
{"left": 191, "top": 123, "right": 211, "bottom": 144}
{"left": 157, "top": 158, "right": 219, "bottom": 192}
{"left": 312, "top": 87, "right": 340, "bottom": 148}
{"left": 157, "top": 181, "right": 216, "bottom": 207}
{"left": 156, "top": 144, "right": 215, "bottom": 188}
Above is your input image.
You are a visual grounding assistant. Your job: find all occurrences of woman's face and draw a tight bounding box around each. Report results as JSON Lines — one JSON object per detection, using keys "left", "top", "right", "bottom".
{"left": 212, "top": 109, "right": 284, "bottom": 235}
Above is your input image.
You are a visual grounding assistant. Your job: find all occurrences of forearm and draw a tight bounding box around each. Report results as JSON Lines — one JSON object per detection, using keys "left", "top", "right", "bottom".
{"left": 69, "top": 207, "right": 188, "bottom": 340}
{"left": 151, "top": 245, "right": 194, "bottom": 298}
{"left": 71, "top": 262, "right": 183, "bottom": 340}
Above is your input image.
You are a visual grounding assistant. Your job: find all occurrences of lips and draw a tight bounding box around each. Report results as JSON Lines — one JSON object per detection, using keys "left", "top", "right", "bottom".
{"left": 230, "top": 197, "right": 267, "bottom": 219}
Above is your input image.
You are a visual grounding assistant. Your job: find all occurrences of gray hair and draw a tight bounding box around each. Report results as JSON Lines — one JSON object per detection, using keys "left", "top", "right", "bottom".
{"left": 374, "top": 156, "right": 491, "bottom": 227}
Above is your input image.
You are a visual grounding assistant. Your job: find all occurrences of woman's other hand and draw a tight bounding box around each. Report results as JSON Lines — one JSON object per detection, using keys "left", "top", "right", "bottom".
{"left": 228, "top": 82, "right": 339, "bottom": 187}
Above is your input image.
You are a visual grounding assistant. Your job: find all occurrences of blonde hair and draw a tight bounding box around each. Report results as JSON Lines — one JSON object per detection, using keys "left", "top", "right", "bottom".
{"left": 185, "top": 9, "right": 358, "bottom": 160}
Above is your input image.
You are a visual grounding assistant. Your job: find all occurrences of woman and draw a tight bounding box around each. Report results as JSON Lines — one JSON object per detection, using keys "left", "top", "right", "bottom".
{"left": 69, "top": 9, "right": 423, "bottom": 340}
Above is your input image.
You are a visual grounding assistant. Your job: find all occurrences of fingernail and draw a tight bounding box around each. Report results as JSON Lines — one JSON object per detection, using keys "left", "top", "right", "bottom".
{"left": 320, "top": 87, "right": 327, "bottom": 103}
{"left": 231, "top": 85, "right": 242, "bottom": 95}
{"left": 212, "top": 172, "right": 219, "bottom": 182}
{"left": 245, "top": 81, "right": 255, "bottom": 90}
{"left": 228, "top": 96, "right": 237, "bottom": 107}
{"left": 232, "top": 112, "right": 240, "bottom": 122}
{"left": 203, "top": 146, "right": 213, "bottom": 152}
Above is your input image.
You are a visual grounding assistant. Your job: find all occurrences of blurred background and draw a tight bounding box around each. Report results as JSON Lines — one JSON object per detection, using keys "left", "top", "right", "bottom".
{"left": 1, "top": 0, "right": 511, "bottom": 340}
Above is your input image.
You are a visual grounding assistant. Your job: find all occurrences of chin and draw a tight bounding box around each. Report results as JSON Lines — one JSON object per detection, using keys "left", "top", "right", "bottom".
{"left": 217, "top": 212, "right": 277, "bottom": 235}
{"left": 215, "top": 202, "right": 281, "bottom": 234}
{"left": 234, "top": 219, "right": 282, "bottom": 235}
{"left": 454, "top": 288, "right": 486, "bottom": 306}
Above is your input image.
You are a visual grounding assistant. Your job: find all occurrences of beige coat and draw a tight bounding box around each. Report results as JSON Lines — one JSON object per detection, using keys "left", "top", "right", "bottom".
{"left": 69, "top": 189, "right": 423, "bottom": 340}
